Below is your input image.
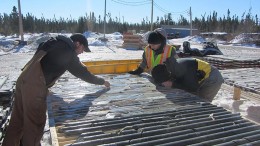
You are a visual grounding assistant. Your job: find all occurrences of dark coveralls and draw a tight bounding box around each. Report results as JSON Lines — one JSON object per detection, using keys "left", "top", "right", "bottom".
{"left": 3, "top": 35, "right": 105, "bottom": 146}
{"left": 165, "top": 57, "right": 224, "bottom": 101}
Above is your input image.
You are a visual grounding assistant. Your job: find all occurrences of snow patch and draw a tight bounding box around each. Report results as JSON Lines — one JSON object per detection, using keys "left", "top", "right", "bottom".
{"left": 89, "top": 39, "right": 107, "bottom": 46}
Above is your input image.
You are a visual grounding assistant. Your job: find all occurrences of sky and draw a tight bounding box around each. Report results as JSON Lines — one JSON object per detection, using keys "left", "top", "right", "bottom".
{"left": 0, "top": 0, "right": 259, "bottom": 24}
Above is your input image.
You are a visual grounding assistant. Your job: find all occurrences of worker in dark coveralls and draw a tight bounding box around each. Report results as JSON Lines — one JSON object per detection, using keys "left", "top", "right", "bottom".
{"left": 151, "top": 57, "right": 223, "bottom": 102}
{"left": 3, "top": 34, "right": 110, "bottom": 146}
{"left": 128, "top": 28, "right": 178, "bottom": 75}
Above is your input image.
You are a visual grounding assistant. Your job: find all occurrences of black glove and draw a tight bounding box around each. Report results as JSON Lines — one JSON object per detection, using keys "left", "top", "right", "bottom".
{"left": 197, "top": 70, "right": 206, "bottom": 81}
{"left": 128, "top": 67, "right": 144, "bottom": 75}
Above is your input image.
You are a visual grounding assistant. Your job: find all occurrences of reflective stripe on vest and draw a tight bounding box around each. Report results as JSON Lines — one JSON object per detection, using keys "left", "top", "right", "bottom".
{"left": 144, "top": 45, "right": 173, "bottom": 70}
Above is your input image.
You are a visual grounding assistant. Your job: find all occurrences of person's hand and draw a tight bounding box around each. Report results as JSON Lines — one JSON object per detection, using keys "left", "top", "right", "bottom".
{"left": 161, "top": 81, "right": 172, "bottom": 88}
{"left": 128, "top": 67, "right": 144, "bottom": 75}
{"left": 103, "top": 81, "right": 110, "bottom": 88}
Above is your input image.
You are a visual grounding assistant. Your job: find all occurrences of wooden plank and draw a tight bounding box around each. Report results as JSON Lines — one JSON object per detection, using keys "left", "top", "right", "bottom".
{"left": 47, "top": 97, "right": 59, "bottom": 146}
{"left": 221, "top": 84, "right": 260, "bottom": 103}
{"left": 233, "top": 86, "right": 241, "bottom": 100}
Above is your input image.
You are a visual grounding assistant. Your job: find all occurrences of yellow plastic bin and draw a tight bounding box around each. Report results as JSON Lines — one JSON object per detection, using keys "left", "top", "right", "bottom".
{"left": 83, "top": 60, "right": 142, "bottom": 74}
{"left": 82, "top": 59, "right": 141, "bottom": 66}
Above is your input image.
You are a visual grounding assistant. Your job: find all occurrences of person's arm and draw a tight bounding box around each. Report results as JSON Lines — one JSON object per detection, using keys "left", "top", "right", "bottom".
{"left": 67, "top": 53, "right": 105, "bottom": 85}
{"left": 139, "top": 52, "right": 147, "bottom": 69}
{"left": 170, "top": 46, "right": 179, "bottom": 59}
{"left": 128, "top": 52, "right": 146, "bottom": 75}
{"left": 171, "top": 79, "right": 184, "bottom": 89}
{"left": 164, "top": 57, "right": 185, "bottom": 78}
{"left": 171, "top": 69, "right": 200, "bottom": 92}
{"left": 164, "top": 58, "right": 198, "bottom": 92}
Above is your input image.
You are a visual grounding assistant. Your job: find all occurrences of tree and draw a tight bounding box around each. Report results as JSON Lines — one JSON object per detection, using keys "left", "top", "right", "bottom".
{"left": 0, "top": 14, "right": 3, "bottom": 34}
{"left": 23, "top": 13, "right": 35, "bottom": 33}
{"left": 10, "top": 6, "right": 19, "bottom": 34}
{"left": 178, "top": 15, "right": 189, "bottom": 26}
{"left": 77, "top": 17, "right": 85, "bottom": 33}
{"left": 1, "top": 6, "right": 260, "bottom": 35}
{"left": 212, "top": 11, "right": 218, "bottom": 31}
{"left": 167, "top": 13, "right": 173, "bottom": 25}
{"left": 2, "top": 13, "right": 11, "bottom": 35}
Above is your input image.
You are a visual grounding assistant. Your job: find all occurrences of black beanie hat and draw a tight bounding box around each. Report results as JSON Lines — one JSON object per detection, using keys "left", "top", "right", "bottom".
{"left": 148, "top": 32, "right": 163, "bottom": 44}
{"left": 151, "top": 64, "right": 171, "bottom": 84}
{"left": 70, "top": 33, "right": 91, "bottom": 52}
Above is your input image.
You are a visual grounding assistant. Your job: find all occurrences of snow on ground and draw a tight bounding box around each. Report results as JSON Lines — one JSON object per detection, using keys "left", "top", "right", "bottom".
{"left": 0, "top": 49, "right": 6, "bottom": 55}
{"left": 168, "top": 35, "right": 206, "bottom": 45}
{"left": 0, "top": 31, "right": 260, "bottom": 145}
{"left": 212, "top": 85, "right": 260, "bottom": 123}
{"left": 1, "top": 31, "right": 259, "bottom": 55}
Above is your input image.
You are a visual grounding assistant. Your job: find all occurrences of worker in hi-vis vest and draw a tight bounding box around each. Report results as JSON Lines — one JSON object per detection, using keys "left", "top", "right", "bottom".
{"left": 128, "top": 28, "right": 178, "bottom": 75}
{"left": 151, "top": 57, "right": 224, "bottom": 102}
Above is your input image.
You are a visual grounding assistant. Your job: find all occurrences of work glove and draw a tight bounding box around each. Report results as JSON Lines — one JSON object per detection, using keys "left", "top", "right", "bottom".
{"left": 128, "top": 67, "right": 144, "bottom": 75}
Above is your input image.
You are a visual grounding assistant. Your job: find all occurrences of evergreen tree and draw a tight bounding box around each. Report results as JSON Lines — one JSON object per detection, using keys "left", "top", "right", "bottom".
{"left": 10, "top": 6, "right": 19, "bottom": 34}
{"left": 2, "top": 13, "right": 11, "bottom": 35}
{"left": 1, "top": 6, "right": 260, "bottom": 35}
{"left": 0, "top": 13, "right": 3, "bottom": 34}
{"left": 77, "top": 17, "right": 85, "bottom": 33}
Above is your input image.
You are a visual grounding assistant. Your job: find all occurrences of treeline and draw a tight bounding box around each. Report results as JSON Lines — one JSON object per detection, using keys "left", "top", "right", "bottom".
{"left": 0, "top": 6, "right": 259, "bottom": 36}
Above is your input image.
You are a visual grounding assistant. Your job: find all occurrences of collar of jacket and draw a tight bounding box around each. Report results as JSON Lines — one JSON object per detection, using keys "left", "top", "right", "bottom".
{"left": 56, "top": 35, "right": 76, "bottom": 49}
{"left": 152, "top": 41, "right": 166, "bottom": 55}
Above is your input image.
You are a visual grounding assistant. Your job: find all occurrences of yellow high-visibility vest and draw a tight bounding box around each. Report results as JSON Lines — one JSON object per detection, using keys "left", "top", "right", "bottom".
{"left": 144, "top": 45, "right": 173, "bottom": 71}
{"left": 195, "top": 58, "right": 211, "bottom": 83}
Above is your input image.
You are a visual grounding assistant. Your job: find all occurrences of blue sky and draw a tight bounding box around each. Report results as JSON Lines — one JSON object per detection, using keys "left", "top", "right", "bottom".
{"left": 1, "top": 0, "right": 259, "bottom": 24}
